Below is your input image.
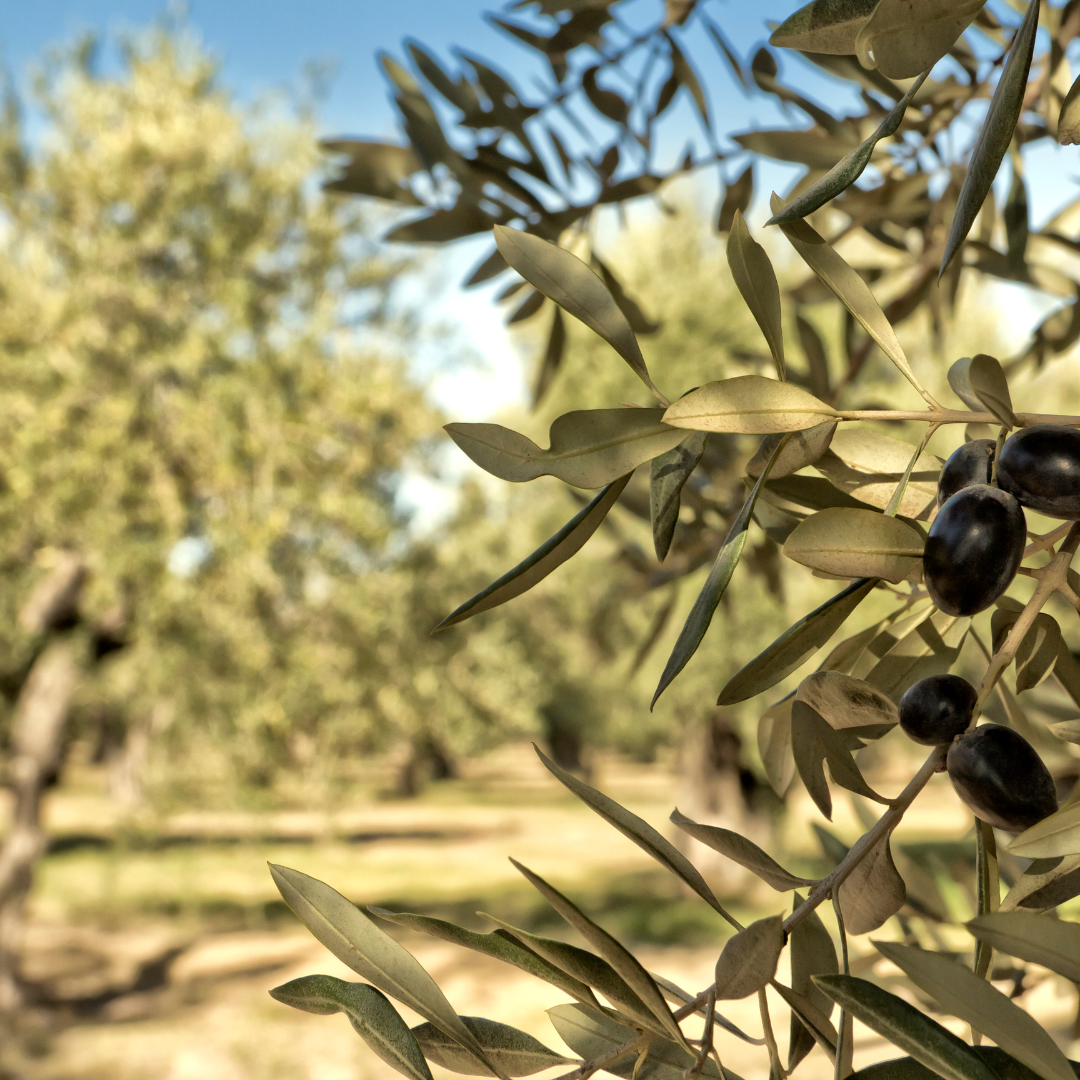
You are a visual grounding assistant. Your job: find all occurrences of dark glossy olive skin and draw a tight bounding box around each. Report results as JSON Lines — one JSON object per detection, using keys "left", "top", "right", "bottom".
{"left": 923, "top": 485, "right": 1026, "bottom": 616}
{"left": 898, "top": 674, "right": 977, "bottom": 745}
{"left": 947, "top": 724, "right": 1058, "bottom": 832}
{"left": 997, "top": 424, "right": 1080, "bottom": 519}
{"left": 937, "top": 440, "right": 995, "bottom": 506}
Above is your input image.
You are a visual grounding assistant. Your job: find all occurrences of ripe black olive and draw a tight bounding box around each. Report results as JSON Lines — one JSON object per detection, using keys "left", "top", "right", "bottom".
{"left": 946, "top": 724, "right": 1058, "bottom": 832}
{"left": 937, "top": 440, "right": 995, "bottom": 506}
{"left": 898, "top": 674, "right": 977, "bottom": 745}
{"left": 923, "top": 485, "right": 1026, "bottom": 616}
{"left": 997, "top": 424, "right": 1080, "bottom": 520}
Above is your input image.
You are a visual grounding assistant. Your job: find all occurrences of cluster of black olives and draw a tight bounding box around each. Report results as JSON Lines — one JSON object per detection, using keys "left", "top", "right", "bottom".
{"left": 924, "top": 424, "right": 1080, "bottom": 616}
{"left": 899, "top": 674, "right": 1058, "bottom": 832}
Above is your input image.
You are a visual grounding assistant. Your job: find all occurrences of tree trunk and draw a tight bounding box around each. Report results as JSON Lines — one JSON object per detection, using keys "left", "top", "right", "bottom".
{"left": 0, "top": 641, "right": 79, "bottom": 1011}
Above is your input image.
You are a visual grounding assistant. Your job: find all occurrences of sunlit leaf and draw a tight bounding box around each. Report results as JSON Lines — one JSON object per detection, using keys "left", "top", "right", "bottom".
{"left": 967, "top": 354, "right": 1017, "bottom": 428}
{"left": 863, "top": 610, "right": 970, "bottom": 701}
{"left": 663, "top": 375, "right": 837, "bottom": 434}
{"left": 747, "top": 421, "right": 837, "bottom": 480}
{"left": 783, "top": 507, "right": 923, "bottom": 583}
{"left": 1000, "top": 855, "right": 1080, "bottom": 913}
{"left": 968, "top": 910, "right": 1080, "bottom": 983}
{"left": 796, "top": 671, "right": 898, "bottom": 735}
{"left": 856, "top": 0, "right": 984, "bottom": 79}
{"left": 412, "top": 1018, "right": 574, "bottom": 1077}
{"left": 770, "top": 0, "right": 881, "bottom": 55}
{"left": 1006, "top": 802, "right": 1080, "bottom": 859}
{"left": 838, "top": 835, "right": 906, "bottom": 933}
{"left": 728, "top": 210, "right": 785, "bottom": 379}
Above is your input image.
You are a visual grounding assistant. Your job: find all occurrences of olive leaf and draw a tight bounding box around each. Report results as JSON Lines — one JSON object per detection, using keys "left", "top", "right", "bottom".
{"left": 718, "top": 163, "right": 753, "bottom": 232}
{"left": 1050, "top": 720, "right": 1080, "bottom": 745}
{"left": 967, "top": 354, "right": 1017, "bottom": 429}
{"left": 766, "top": 72, "right": 929, "bottom": 226}
{"left": 850, "top": 605, "right": 934, "bottom": 680}
{"left": 770, "top": 0, "right": 881, "bottom": 57}
{"left": 763, "top": 474, "right": 869, "bottom": 514}
{"left": 947, "top": 357, "right": 986, "bottom": 412}
{"left": 268, "top": 865, "right": 498, "bottom": 1078}
{"left": 411, "top": 1018, "right": 575, "bottom": 1077}
{"left": 814, "top": 427, "right": 942, "bottom": 520}
{"left": 1060, "top": 72, "right": 1080, "bottom": 145}
{"left": 846, "top": 1050, "right": 1080, "bottom": 1080}
{"left": 434, "top": 474, "right": 630, "bottom": 629}
{"left": 791, "top": 700, "right": 891, "bottom": 819}
{"left": 1014, "top": 612, "right": 1061, "bottom": 692}
{"left": 1000, "top": 855, "right": 1080, "bottom": 913}
{"left": 770, "top": 981, "right": 838, "bottom": 1060}
{"left": 445, "top": 410, "right": 684, "bottom": 489}
{"left": 533, "top": 307, "right": 565, "bottom": 407}
{"left": 650, "top": 974, "right": 766, "bottom": 1045}
{"left": 939, "top": 0, "right": 1040, "bottom": 278}
{"left": 855, "top": 0, "right": 984, "bottom": 79}
{"left": 650, "top": 432, "right": 708, "bottom": 561}
{"left": 747, "top": 422, "right": 837, "bottom": 479}
{"left": 796, "top": 671, "right": 899, "bottom": 735}
{"left": 534, "top": 746, "right": 735, "bottom": 923}
{"left": 653, "top": 435, "right": 789, "bottom": 706}
{"left": 270, "top": 975, "right": 433, "bottom": 1080}
{"left": 662, "top": 375, "right": 838, "bottom": 434}
{"left": 727, "top": 210, "right": 785, "bottom": 379}
{"left": 1053, "top": 640, "right": 1080, "bottom": 710}
{"left": 367, "top": 910, "right": 600, "bottom": 1008}
{"left": 968, "top": 910, "right": 1080, "bottom": 983}
{"left": 479, "top": 914, "right": 661, "bottom": 1033}
{"left": 670, "top": 808, "right": 814, "bottom": 891}
{"left": 1006, "top": 802, "right": 1080, "bottom": 859}
{"left": 838, "top": 835, "right": 906, "bottom": 933}
{"left": 718, "top": 577, "right": 877, "bottom": 704}
{"left": 788, "top": 897, "right": 838, "bottom": 1072}
{"left": 320, "top": 139, "right": 423, "bottom": 204}
{"left": 758, "top": 695, "right": 797, "bottom": 794}
{"left": 770, "top": 194, "right": 932, "bottom": 404}
{"left": 863, "top": 610, "right": 970, "bottom": 701}
{"left": 508, "top": 861, "right": 687, "bottom": 1046}
{"left": 783, "top": 507, "right": 924, "bottom": 583}
{"left": 493, "top": 226, "right": 666, "bottom": 403}
{"left": 813, "top": 974, "right": 1002, "bottom": 1080}
{"left": 819, "top": 616, "right": 894, "bottom": 677}
{"left": 874, "top": 941, "right": 1076, "bottom": 1080}
{"left": 714, "top": 915, "right": 785, "bottom": 999}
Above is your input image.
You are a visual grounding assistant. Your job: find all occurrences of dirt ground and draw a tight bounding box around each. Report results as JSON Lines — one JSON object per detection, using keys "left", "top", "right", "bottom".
{"left": 3, "top": 740, "right": 1079, "bottom": 1080}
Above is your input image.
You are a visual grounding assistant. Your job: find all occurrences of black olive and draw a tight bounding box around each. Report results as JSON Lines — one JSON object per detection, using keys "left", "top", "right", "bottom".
{"left": 898, "top": 674, "right": 977, "bottom": 745}
{"left": 997, "top": 424, "right": 1080, "bottom": 520}
{"left": 946, "top": 724, "right": 1058, "bottom": 832}
{"left": 923, "top": 485, "right": 1026, "bottom": 616}
{"left": 938, "top": 440, "right": 995, "bottom": 506}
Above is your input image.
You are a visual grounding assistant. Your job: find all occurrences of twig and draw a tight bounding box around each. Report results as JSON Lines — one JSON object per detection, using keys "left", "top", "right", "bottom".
{"left": 1025, "top": 522, "right": 1073, "bottom": 559}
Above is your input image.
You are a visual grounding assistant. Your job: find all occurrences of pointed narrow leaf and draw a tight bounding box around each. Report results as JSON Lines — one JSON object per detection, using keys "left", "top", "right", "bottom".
{"left": 533, "top": 306, "right": 566, "bottom": 407}
{"left": 434, "top": 474, "right": 630, "bottom": 629}
{"left": 411, "top": 1018, "right": 574, "bottom": 1077}
{"left": 947, "top": 357, "right": 985, "bottom": 412}
{"left": 270, "top": 976, "right": 433, "bottom": 1080}
{"left": 368, "top": 910, "right": 600, "bottom": 1008}
{"left": 650, "top": 432, "right": 708, "bottom": 561}
{"left": 783, "top": 507, "right": 923, "bottom": 583}
{"left": 771, "top": 981, "right": 838, "bottom": 1059}
{"left": 1005, "top": 802, "right": 1080, "bottom": 859}
{"left": 766, "top": 73, "right": 928, "bottom": 225}
{"left": 268, "top": 866, "right": 497, "bottom": 1076}
{"left": 759, "top": 695, "right": 796, "bottom": 794}
{"left": 771, "top": 196, "right": 930, "bottom": 403}
{"left": 1060, "top": 73, "right": 1080, "bottom": 145}
{"left": 670, "top": 809, "right": 814, "bottom": 891}
{"left": 728, "top": 210, "right": 785, "bottom": 379}
{"left": 1015, "top": 613, "right": 1061, "bottom": 693}
{"left": 663, "top": 375, "right": 837, "bottom": 434}
{"left": 534, "top": 747, "right": 735, "bottom": 923}
{"left": 864, "top": 610, "right": 970, "bottom": 700}
{"left": 714, "top": 916, "right": 785, "bottom": 999}
{"left": 770, "top": 0, "right": 880, "bottom": 55}
{"left": 968, "top": 910, "right": 1080, "bottom": 983}
{"left": 493, "top": 226, "right": 665, "bottom": 401}
{"left": 789, "top": 899, "right": 838, "bottom": 1071}
{"left": 747, "top": 422, "right": 837, "bottom": 480}
{"left": 719, "top": 577, "right": 877, "bottom": 704}
{"left": 967, "top": 354, "right": 1017, "bottom": 429}
{"left": 718, "top": 164, "right": 753, "bottom": 232}
{"left": 838, "top": 835, "right": 906, "bottom": 933}
{"left": 446, "top": 410, "right": 683, "bottom": 489}
{"left": 813, "top": 974, "right": 1002, "bottom": 1080}
{"left": 1001, "top": 855, "right": 1080, "bottom": 913}
{"left": 653, "top": 437, "right": 788, "bottom": 706}
{"left": 508, "top": 861, "right": 687, "bottom": 1046}
{"left": 940, "top": 0, "right": 1039, "bottom": 278}
{"left": 874, "top": 941, "right": 1076, "bottom": 1080}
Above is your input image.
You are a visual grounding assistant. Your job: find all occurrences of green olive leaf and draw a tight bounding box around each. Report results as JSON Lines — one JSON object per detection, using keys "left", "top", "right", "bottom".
{"left": 1006, "top": 802, "right": 1080, "bottom": 859}
{"left": 1000, "top": 855, "right": 1080, "bottom": 913}
{"left": 718, "top": 163, "right": 754, "bottom": 232}
{"left": 939, "top": 0, "right": 1039, "bottom": 278}
{"left": 662, "top": 375, "right": 837, "bottom": 434}
{"left": 812, "top": 974, "right": 1002, "bottom": 1080}
{"left": 838, "top": 835, "right": 906, "bottom": 933}
{"left": 863, "top": 610, "right": 970, "bottom": 701}
{"left": 735, "top": 129, "right": 859, "bottom": 169}
{"left": 967, "top": 910, "right": 1080, "bottom": 983}
{"left": 771, "top": 981, "right": 839, "bottom": 1060}
{"left": 1059, "top": 72, "right": 1080, "bottom": 145}
{"left": 770, "top": 0, "right": 882, "bottom": 55}
{"left": 763, "top": 474, "right": 869, "bottom": 514}
{"left": 268, "top": 865, "right": 499, "bottom": 1078}
{"left": 320, "top": 139, "right": 423, "bottom": 205}
{"left": 493, "top": 226, "right": 666, "bottom": 402}
{"left": 874, "top": 941, "right": 1076, "bottom": 1080}
{"left": 788, "top": 897, "right": 838, "bottom": 1072}
{"left": 650, "top": 431, "right": 708, "bottom": 561}
{"left": 1015, "top": 612, "right": 1062, "bottom": 693}
{"left": 796, "top": 671, "right": 899, "bottom": 733}
{"left": 770, "top": 195, "right": 931, "bottom": 404}
{"left": 714, "top": 915, "right": 785, "bottom": 999}
{"left": 947, "top": 357, "right": 986, "bottom": 412}
{"left": 759, "top": 695, "right": 797, "bottom": 795}
{"left": 846, "top": 1049, "right": 1080, "bottom": 1080}
{"left": 270, "top": 976, "right": 433, "bottom": 1080}
{"left": 434, "top": 474, "right": 630, "bottom": 629}
{"left": 967, "top": 354, "right": 1017, "bottom": 429}
{"left": 856, "top": 0, "right": 984, "bottom": 79}
{"left": 747, "top": 422, "right": 837, "bottom": 480}
{"left": 727, "top": 210, "right": 785, "bottom": 379}
{"left": 718, "top": 577, "right": 877, "bottom": 704}
{"left": 445, "top": 410, "right": 683, "bottom": 489}
{"left": 814, "top": 427, "right": 942, "bottom": 520}
{"left": 1049, "top": 720, "right": 1080, "bottom": 745}
{"left": 766, "top": 72, "right": 928, "bottom": 225}
{"left": 783, "top": 507, "right": 924, "bottom": 583}
{"left": 1053, "top": 640, "right": 1080, "bottom": 711}
{"left": 411, "top": 1018, "right": 574, "bottom": 1077}
{"left": 670, "top": 808, "right": 815, "bottom": 891}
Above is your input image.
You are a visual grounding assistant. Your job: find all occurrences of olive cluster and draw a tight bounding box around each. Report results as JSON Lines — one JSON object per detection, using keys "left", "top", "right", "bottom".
{"left": 899, "top": 675, "right": 1058, "bottom": 832}
{"left": 924, "top": 425, "right": 1080, "bottom": 616}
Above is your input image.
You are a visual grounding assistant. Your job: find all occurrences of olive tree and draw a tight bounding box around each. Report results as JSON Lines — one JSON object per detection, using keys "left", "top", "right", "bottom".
{"left": 268, "top": 1, "right": 1080, "bottom": 1079}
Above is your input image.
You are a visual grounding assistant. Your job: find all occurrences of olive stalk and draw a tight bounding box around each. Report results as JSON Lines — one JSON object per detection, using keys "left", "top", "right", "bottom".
{"left": 1023, "top": 522, "right": 1073, "bottom": 559}
{"left": 972, "top": 520, "right": 1080, "bottom": 717}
